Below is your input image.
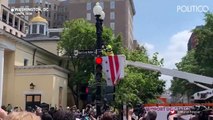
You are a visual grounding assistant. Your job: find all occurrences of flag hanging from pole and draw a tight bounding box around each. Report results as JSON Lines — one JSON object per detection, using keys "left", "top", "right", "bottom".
{"left": 102, "top": 55, "right": 125, "bottom": 86}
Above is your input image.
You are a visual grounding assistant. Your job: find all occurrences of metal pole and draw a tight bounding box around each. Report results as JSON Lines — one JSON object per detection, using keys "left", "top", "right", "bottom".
{"left": 95, "top": 14, "right": 103, "bottom": 117}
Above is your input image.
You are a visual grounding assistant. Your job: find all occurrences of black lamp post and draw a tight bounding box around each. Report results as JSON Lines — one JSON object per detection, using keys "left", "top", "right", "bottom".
{"left": 93, "top": 2, "right": 105, "bottom": 117}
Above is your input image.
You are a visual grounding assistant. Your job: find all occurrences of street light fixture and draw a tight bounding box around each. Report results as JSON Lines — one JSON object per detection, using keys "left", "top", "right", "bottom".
{"left": 93, "top": 2, "right": 103, "bottom": 16}
{"left": 93, "top": 2, "right": 105, "bottom": 117}
{"left": 30, "top": 83, "right": 35, "bottom": 90}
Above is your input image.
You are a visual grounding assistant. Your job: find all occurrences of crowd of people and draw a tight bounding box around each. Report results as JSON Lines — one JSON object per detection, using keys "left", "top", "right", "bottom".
{"left": 2, "top": 103, "right": 210, "bottom": 120}
{"left": 0, "top": 103, "right": 159, "bottom": 120}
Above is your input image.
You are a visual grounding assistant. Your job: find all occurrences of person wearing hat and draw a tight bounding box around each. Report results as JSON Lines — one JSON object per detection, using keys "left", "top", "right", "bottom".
{"left": 102, "top": 45, "right": 114, "bottom": 56}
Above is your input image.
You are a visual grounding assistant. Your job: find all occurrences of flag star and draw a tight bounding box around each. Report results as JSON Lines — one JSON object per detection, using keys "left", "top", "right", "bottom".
{"left": 108, "top": 78, "right": 110, "bottom": 80}
{"left": 106, "top": 70, "right": 109, "bottom": 72}
{"left": 105, "top": 61, "right": 108, "bottom": 64}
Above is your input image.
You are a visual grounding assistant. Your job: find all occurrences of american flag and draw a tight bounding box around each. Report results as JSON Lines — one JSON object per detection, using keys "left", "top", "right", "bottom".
{"left": 102, "top": 55, "right": 125, "bottom": 86}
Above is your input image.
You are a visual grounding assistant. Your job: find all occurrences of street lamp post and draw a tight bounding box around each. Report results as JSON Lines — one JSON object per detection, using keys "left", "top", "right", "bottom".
{"left": 93, "top": 2, "right": 105, "bottom": 117}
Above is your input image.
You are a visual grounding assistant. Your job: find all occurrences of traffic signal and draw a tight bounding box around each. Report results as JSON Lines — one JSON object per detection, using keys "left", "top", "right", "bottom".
{"left": 95, "top": 57, "right": 103, "bottom": 81}
{"left": 80, "top": 83, "right": 88, "bottom": 100}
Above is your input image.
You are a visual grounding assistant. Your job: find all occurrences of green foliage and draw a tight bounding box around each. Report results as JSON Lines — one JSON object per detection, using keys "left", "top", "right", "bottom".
{"left": 59, "top": 19, "right": 165, "bottom": 106}
{"left": 170, "top": 13, "right": 213, "bottom": 100}
{"left": 114, "top": 49, "right": 165, "bottom": 106}
{"left": 170, "top": 49, "right": 204, "bottom": 100}
{"left": 194, "top": 13, "right": 213, "bottom": 77}
{"left": 58, "top": 19, "right": 122, "bottom": 103}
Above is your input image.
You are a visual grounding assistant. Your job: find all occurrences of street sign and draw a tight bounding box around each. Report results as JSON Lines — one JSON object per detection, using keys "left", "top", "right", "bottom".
{"left": 73, "top": 50, "right": 96, "bottom": 56}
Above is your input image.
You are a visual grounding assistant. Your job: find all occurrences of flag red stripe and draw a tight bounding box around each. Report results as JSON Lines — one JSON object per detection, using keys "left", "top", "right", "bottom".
{"left": 114, "top": 55, "right": 119, "bottom": 76}
{"left": 114, "top": 55, "right": 120, "bottom": 85}
{"left": 108, "top": 56, "right": 115, "bottom": 85}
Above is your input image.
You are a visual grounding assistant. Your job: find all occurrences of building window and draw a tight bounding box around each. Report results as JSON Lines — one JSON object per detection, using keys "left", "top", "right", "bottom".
{"left": 86, "top": 2, "right": 91, "bottom": 10}
{"left": 39, "top": 25, "right": 44, "bottom": 34}
{"left": 15, "top": 32, "right": 18, "bottom": 36}
{"left": 2, "top": 10, "right": 7, "bottom": 23}
{"left": 54, "top": 4, "right": 57, "bottom": 10}
{"left": 100, "top": 2, "right": 104, "bottom": 9}
{"left": 9, "top": 0, "right": 16, "bottom": 3}
{"left": 20, "top": 21, "right": 24, "bottom": 32}
{"left": 48, "top": 12, "right": 51, "bottom": 18}
{"left": 110, "top": 12, "right": 115, "bottom": 20}
{"left": 110, "top": 22, "right": 115, "bottom": 30}
{"left": 24, "top": 59, "right": 28, "bottom": 66}
{"left": 32, "top": 24, "right": 37, "bottom": 33}
{"left": 15, "top": 18, "right": 18, "bottom": 29}
{"left": 86, "top": 13, "right": 91, "bottom": 20}
{"left": 110, "top": 1, "right": 115, "bottom": 9}
{"left": 10, "top": 29, "right": 12, "bottom": 33}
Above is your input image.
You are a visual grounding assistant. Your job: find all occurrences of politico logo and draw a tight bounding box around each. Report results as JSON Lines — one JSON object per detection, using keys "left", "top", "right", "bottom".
{"left": 177, "top": 5, "right": 209, "bottom": 13}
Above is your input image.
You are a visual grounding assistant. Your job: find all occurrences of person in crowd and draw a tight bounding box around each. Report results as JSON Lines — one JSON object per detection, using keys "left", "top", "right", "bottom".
{"left": 48, "top": 107, "right": 56, "bottom": 118}
{"left": 6, "top": 104, "right": 12, "bottom": 113}
{"left": 66, "top": 106, "right": 70, "bottom": 111}
{"left": 4, "top": 111, "right": 41, "bottom": 120}
{"left": 41, "top": 108, "right": 53, "bottom": 120}
{"left": 35, "top": 106, "right": 42, "bottom": 117}
{"left": 85, "top": 104, "right": 92, "bottom": 115}
{"left": 13, "top": 107, "right": 19, "bottom": 112}
{"left": 58, "top": 106, "right": 63, "bottom": 111}
{"left": 100, "top": 111, "right": 113, "bottom": 120}
{"left": 26, "top": 106, "right": 34, "bottom": 113}
{"left": 89, "top": 109, "right": 96, "bottom": 120}
{"left": 1, "top": 106, "right": 6, "bottom": 111}
{"left": 145, "top": 110, "right": 157, "bottom": 120}
{"left": 0, "top": 108, "right": 7, "bottom": 120}
{"left": 167, "top": 110, "right": 186, "bottom": 120}
{"left": 52, "top": 110, "right": 74, "bottom": 120}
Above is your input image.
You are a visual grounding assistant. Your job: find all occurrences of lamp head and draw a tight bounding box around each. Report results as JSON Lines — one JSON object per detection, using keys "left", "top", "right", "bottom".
{"left": 93, "top": 2, "right": 102, "bottom": 16}
{"left": 30, "top": 83, "right": 35, "bottom": 89}
{"left": 93, "top": 2, "right": 105, "bottom": 20}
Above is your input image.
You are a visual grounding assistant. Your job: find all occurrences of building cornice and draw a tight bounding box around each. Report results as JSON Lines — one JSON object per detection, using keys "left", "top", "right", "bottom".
{"left": 15, "top": 65, "right": 70, "bottom": 74}
{"left": 0, "top": 29, "right": 61, "bottom": 60}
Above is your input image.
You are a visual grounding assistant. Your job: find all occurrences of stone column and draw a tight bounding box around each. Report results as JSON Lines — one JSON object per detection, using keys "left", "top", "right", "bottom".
{"left": 0, "top": 47, "right": 4, "bottom": 106}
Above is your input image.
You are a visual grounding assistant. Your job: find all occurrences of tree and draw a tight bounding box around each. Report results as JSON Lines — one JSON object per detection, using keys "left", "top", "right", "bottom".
{"left": 59, "top": 19, "right": 165, "bottom": 107}
{"left": 170, "top": 50, "right": 201, "bottom": 102}
{"left": 58, "top": 19, "right": 122, "bottom": 105}
{"left": 114, "top": 49, "right": 165, "bottom": 106}
{"left": 170, "top": 13, "right": 213, "bottom": 101}
{"left": 194, "top": 13, "right": 213, "bottom": 77}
